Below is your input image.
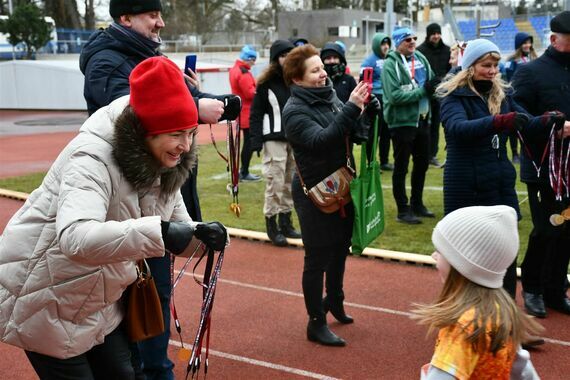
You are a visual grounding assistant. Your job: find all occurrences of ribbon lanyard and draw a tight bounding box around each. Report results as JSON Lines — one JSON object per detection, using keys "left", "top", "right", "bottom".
{"left": 209, "top": 114, "right": 241, "bottom": 217}
{"left": 517, "top": 126, "right": 570, "bottom": 200}
{"left": 186, "top": 247, "right": 226, "bottom": 379}
{"left": 169, "top": 244, "right": 206, "bottom": 361}
{"left": 400, "top": 54, "right": 415, "bottom": 82}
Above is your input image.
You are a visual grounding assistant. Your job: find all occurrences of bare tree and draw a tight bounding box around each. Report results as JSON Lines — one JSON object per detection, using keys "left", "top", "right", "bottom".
{"left": 44, "top": 0, "right": 82, "bottom": 28}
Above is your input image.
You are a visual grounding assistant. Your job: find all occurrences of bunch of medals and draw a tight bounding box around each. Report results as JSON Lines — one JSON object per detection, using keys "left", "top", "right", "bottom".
{"left": 169, "top": 242, "right": 226, "bottom": 379}
{"left": 210, "top": 115, "right": 241, "bottom": 217}
{"left": 547, "top": 124, "right": 569, "bottom": 226}
{"left": 185, "top": 246, "right": 225, "bottom": 379}
{"left": 518, "top": 119, "right": 569, "bottom": 227}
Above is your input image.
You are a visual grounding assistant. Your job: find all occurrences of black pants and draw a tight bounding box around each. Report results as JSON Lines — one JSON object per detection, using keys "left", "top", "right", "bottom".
{"left": 240, "top": 128, "right": 254, "bottom": 176}
{"left": 302, "top": 243, "right": 350, "bottom": 321}
{"left": 26, "top": 324, "right": 141, "bottom": 380}
{"left": 390, "top": 121, "right": 430, "bottom": 212}
{"left": 366, "top": 101, "right": 391, "bottom": 165}
{"left": 429, "top": 98, "right": 441, "bottom": 159}
{"left": 521, "top": 182, "right": 570, "bottom": 299}
{"left": 180, "top": 166, "right": 202, "bottom": 222}
{"left": 509, "top": 133, "right": 519, "bottom": 157}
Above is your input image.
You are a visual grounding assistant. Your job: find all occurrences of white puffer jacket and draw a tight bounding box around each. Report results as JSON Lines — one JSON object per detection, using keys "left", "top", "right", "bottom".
{"left": 0, "top": 96, "right": 194, "bottom": 359}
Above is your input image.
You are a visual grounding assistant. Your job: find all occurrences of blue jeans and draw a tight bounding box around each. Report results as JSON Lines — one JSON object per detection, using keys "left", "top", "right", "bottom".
{"left": 136, "top": 254, "right": 175, "bottom": 380}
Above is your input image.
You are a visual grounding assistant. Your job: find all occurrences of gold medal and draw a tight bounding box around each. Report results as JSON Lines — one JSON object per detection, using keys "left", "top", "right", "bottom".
{"left": 561, "top": 208, "right": 570, "bottom": 220}
{"left": 230, "top": 202, "right": 241, "bottom": 217}
{"left": 177, "top": 347, "right": 191, "bottom": 361}
{"left": 550, "top": 214, "right": 565, "bottom": 226}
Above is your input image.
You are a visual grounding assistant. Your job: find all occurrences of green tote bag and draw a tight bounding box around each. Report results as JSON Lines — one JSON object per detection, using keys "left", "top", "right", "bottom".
{"left": 350, "top": 116, "right": 385, "bottom": 254}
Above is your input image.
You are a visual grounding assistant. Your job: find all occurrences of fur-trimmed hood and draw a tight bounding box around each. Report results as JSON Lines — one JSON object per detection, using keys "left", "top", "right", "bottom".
{"left": 82, "top": 95, "right": 197, "bottom": 198}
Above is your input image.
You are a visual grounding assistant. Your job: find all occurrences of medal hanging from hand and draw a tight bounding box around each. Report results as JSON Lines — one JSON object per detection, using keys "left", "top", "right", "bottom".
{"left": 185, "top": 247, "right": 225, "bottom": 379}
{"left": 209, "top": 116, "right": 241, "bottom": 217}
{"left": 169, "top": 244, "right": 206, "bottom": 362}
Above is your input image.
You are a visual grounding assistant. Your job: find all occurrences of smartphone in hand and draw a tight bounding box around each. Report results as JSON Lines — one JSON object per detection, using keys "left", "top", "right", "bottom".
{"left": 185, "top": 54, "right": 197, "bottom": 74}
{"left": 362, "top": 67, "right": 373, "bottom": 103}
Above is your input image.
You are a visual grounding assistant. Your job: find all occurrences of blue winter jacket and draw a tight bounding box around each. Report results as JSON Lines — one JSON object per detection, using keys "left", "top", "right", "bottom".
{"left": 360, "top": 53, "right": 387, "bottom": 95}
{"left": 440, "top": 86, "right": 547, "bottom": 216}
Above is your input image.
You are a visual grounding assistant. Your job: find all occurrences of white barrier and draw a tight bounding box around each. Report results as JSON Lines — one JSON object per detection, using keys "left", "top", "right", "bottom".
{"left": 0, "top": 59, "right": 232, "bottom": 110}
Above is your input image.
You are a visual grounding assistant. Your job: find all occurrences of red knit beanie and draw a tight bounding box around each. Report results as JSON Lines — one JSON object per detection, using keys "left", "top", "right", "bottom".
{"left": 129, "top": 57, "right": 198, "bottom": 136}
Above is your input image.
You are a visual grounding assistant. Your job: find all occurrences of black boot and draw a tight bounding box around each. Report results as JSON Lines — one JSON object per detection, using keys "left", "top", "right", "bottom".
{"left": 323, "top": 295, "right": 354, "bottom": 324}
{"left": 266, "top": 215, "right": 287, "bottom": 247}
{"left": 278, "top": 212, "right": 302, "bottom": 238}
{"left": 306, "top": 318, "right": 346, "bottom": 346}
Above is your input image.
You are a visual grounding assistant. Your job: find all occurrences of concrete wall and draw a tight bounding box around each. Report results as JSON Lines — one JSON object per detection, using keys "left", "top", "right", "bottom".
{"left": 278, "top": 9, "right": 385, "bottom": 49}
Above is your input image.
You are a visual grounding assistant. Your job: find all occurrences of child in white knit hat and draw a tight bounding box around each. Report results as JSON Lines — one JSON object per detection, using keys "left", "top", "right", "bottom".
{"left": 412, "top": 205, "right": 542, "bottom": 380}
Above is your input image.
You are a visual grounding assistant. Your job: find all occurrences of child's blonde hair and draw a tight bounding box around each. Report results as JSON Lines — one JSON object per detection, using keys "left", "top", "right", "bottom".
{"left": 412, "top": 267, "right": 542, "bottom": 353}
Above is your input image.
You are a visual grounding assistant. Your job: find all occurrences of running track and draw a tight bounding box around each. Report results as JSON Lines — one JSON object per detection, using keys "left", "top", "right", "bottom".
{"left": 1, "top": 111, "right": 569, "bottom": 379}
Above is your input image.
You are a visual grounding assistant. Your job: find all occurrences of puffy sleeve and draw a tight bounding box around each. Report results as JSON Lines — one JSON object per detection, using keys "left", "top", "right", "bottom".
{"left": 57, "top": 150, "right": 164, "bottom": 265}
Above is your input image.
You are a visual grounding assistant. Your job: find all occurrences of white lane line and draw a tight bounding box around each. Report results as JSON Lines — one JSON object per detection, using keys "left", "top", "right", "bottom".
{"left": 168, "top": 340, "right": 339, "bottom": 380}
{"left": 543, "top": 337, "right": 570, "bottom": 347}
{"left": 178, "top": 272, "right": 570, "bottom": 347}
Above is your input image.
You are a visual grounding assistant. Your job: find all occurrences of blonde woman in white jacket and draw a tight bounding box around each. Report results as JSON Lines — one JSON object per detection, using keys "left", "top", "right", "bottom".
{"left": 0, "top": 57, "right": 227, "bottom": 379}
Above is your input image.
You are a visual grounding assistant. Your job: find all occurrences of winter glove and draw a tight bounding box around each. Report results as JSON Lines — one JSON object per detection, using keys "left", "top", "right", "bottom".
{"left": 194, "top": 222, "right": 228, "bottom": 251}
{"left": 219, "top": 95, "right": 242, "bottom": 121}
{"left": 493, "top": 112, "right": 530, "bottom": 132}
{"left": 161, "top": 221, "right": 194, "bottom": 255}
{"left": 541, "top": 111, "right": 566, "bottom": 131}
{"left": 423, "top": 77, "right": 442, "bottom": 96}
{"left": 365, "top": 94, "right": 382, "bottom": 118}
{"left": 352, "top": 114, "right": 372, "bottom": 145}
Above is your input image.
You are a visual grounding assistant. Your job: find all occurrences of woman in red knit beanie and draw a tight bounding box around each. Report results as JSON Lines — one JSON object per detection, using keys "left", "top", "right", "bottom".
{"left": 0, "top": 56, "right": 228, "bottom": 379}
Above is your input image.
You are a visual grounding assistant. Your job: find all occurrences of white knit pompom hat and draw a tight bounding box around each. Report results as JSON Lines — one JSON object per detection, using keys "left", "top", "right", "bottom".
{"left": 432, "top": 205, "right": 519, "bottom": 288}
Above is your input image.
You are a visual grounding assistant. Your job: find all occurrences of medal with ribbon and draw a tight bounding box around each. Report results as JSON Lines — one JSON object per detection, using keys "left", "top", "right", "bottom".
{"left": 210, "top": 106, "right": 242, "bottom": 217}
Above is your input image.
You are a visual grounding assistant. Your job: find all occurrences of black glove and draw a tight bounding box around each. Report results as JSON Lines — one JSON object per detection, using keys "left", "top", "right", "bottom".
{"left": 161, "top": 221, "right": 194, "bottom": 255}
{"left": 352, "top": 114, "right": 371, "bottom": 145}
{"left": 219, "top": 95, "right": 242, "bottom": 121}
{"left": 194, "top": 222, "right": 227, "bottom": 251}
{"left": 365, "top": 94, "right": 381, "bottom": 117}
{"left": 423, "top": 77, "right": 442, "bottom": 95}
{"left": 541, "top": 111, "right": 566, "bottom": 131}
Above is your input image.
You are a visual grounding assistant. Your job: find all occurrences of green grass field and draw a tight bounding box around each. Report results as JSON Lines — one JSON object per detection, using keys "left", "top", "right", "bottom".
{"left": 0, "top": 135, "right": 534, "bottom": 264}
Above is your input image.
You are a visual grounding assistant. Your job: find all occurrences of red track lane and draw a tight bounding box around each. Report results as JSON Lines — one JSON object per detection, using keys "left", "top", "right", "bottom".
{"left": 1, "top": 212, "right": 569, "bottom": 379}
{"left": 1, "top": 114, "right": 569, "bottom": 379}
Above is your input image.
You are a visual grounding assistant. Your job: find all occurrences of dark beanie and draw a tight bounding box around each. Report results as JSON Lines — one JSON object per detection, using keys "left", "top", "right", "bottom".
{"left": 110, "top": 0, "right": 162, "bottom": 18}
{"left": 270, "top": 39, "right": 295, "bottom": 62}
{"left": 551, "top": 11, "right": 570, "bottom": 34}
{"left": 426, "top": 23, "right": 442, "bottom": 37}
{"left": 320, "top": 42, "right": 346, "bottom": 64}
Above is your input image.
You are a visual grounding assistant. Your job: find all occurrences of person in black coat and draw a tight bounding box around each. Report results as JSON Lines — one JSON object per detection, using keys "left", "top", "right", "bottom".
{"left": 250, "top": 39, "right": 301, "bottom": 247}
{"left": 417, "top": 23, "right": 451, "bottom": 167}
{"left": 320, "top": 42, "right": 357, "bottom": 104}
{"left": 282, "top": 44, "right": 376, "bottom": 347}
{"left": 438, "top": 39, "right": 559, "bottom": 298}
{"left": 511, "top": 11, "right": 570, "bottom": 318}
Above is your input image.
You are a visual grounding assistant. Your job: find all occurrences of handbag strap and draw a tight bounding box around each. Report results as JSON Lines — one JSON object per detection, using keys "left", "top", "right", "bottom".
{"left": 360, "top": 116, "right": 379, "bottom": 174}
{"left": 294, "top": 135, "right": 352, "bottom": 195}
